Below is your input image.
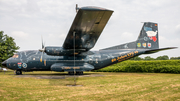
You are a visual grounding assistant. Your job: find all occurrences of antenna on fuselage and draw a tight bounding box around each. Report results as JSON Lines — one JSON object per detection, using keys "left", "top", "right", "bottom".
{"left": 76, "top": 4, "right": 79, "bottom": 13}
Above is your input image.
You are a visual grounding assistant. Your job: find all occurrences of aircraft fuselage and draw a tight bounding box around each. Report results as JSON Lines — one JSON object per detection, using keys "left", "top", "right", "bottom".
{"left": 4, "top": 49, "right": 143, "bottom": 72}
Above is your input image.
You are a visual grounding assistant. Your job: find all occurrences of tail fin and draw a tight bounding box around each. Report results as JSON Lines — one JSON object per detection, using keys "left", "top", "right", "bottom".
{"left": 101, "top": 22, "right": 159, "bottom": 50}
{"left": 136, "top": 22, "right": 159, "bottom": 49}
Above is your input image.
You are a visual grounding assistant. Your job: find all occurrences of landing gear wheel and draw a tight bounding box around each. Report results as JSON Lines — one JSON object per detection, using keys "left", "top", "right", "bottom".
{"left": 68, "top": 71, "right": 75, "bottom": 75}
{"left": 76, "top": 71, "right": 83, "bottom": 75}
{"left": 80, "top": 71, "right": 83, "bottom": 75}
{"left": 16, "top": 70, "right": 22, "bottom": 75}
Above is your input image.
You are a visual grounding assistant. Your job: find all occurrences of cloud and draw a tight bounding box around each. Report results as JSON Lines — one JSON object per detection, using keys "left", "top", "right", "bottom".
{"left": 175, "top": 24, "right": 180, "bottom": 33}
{"left": 159, "top": 35, "right": 180, "bottom": 47}
{"left": 11, "top": 31, "right": 29, "bottom": 40}
{"left": 120, "top": 32, "right": 135, "bottom": 42}
{"left": 58, "top": 34, "right": 66, "bottom": 39}
{"left": 10, "top": 31, "right": 31, "bottom": 50}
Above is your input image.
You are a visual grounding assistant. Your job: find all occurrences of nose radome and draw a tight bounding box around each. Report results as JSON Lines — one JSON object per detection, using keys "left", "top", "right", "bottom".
{"left": 2, "top": 60, "right": 7, "bottom": 67}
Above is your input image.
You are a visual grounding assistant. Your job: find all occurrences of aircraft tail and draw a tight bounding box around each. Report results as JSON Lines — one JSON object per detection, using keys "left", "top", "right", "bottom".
{"left": 101, "top": 22, "right": 159, "bottom": 50}
{"left": 136, "top": 22, "right": 159, "bottom": 49}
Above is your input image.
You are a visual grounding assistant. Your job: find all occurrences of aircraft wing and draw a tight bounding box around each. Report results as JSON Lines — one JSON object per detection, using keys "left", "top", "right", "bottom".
{"left": 63, "top": 6, "right": 113, "bottom": 52}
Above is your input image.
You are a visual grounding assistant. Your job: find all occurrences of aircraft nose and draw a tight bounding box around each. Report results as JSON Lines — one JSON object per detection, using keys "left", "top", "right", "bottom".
{"left": 2, "top": 60, "right": 7, "bottom": 67}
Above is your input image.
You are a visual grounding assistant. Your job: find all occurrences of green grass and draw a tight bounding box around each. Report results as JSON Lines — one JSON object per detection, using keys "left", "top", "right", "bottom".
{"left": 1, "top": 71, "right": 180, "bottom": 100}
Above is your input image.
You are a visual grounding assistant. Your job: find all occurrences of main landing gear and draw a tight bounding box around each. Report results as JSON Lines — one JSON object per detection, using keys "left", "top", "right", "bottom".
{"left": 76, "top": 71, "right": 83, "bottom": 75}
{"left": 68, "top": 71, "right": 83, "bottom": 75}
{"left": 16, "top": 70, "right": 22, "bottom": 75}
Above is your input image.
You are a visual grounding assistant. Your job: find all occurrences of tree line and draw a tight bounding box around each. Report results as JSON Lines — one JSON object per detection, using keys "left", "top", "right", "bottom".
{"left": 130, "top": 55, "right": 180, "bottom": 60}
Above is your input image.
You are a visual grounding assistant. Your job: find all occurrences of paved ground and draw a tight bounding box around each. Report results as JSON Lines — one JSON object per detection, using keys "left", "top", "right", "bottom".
{"left": 15, "top": 74, "right": 104, "bottom": 79}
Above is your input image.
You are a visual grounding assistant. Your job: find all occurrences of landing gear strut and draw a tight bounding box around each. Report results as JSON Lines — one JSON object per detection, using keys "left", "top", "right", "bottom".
{"left": 16, "top": 70, "right": 22, "bottom": 75}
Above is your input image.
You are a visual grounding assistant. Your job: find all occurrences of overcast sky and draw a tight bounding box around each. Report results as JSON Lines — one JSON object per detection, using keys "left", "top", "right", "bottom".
{"left": 0, "top": 0, "right": 180, "bottom": 58}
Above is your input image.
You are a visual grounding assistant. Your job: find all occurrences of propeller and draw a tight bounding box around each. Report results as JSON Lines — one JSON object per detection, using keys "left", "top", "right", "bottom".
{"left": 39, "top": 36, "right": 45, "bottom": 62}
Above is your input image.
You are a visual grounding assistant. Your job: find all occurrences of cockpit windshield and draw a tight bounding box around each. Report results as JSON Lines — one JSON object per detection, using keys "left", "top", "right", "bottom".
{"left": 12, "top": 54, "right": 19, "bottom": 58}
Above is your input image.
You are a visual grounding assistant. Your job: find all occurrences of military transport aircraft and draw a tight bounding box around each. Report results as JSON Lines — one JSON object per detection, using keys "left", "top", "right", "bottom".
{"left": 1, "top": 5, "right": 177, "bottom": 75}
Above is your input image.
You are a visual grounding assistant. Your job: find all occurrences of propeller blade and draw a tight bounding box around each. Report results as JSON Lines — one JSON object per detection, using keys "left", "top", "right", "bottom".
{"left": 39, "top": 36, "right": 45, "bottom": 62}
{"left": 41, "top": 35, "right": 44, "bottom": 49}
{"left": 40, "top": 55, "right": 43, "bottom": 62}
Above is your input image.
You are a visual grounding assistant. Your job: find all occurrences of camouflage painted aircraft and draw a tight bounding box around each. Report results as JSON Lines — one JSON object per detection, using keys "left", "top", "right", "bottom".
{"left": 1, "top": 6, "right": 176, "bottom": 75}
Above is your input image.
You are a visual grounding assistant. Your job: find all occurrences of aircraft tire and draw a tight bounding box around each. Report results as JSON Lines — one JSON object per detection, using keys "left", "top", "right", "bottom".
{"left": 68, "top": 71, "right": 74, "bottom": 75}
{"left": 16, "top": 70, "right": 22, "bottom": 75}
{"left": 76, "top": 71, "right": 83, "bottom": 75}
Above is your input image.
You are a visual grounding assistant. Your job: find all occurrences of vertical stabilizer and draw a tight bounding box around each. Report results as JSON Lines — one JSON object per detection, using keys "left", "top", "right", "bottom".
{"left": 101, "top": 22, "right": 159, "bottom": 50}
{"left": 136, "top": 22, "right": 159, "bottom": 49}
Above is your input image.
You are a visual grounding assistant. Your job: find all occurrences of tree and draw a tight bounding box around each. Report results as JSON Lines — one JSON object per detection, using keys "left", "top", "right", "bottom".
{"left": 170, "top": 56, "right": 180, "bottom": 60}
{"left": 0, "top": 31, "right": 20, "bottom": 66}
{"left": 156, "top": 55, "right": 169, "bottom": 60}
{"left": 144, "top": 56, "right": 154, "bottom": 60}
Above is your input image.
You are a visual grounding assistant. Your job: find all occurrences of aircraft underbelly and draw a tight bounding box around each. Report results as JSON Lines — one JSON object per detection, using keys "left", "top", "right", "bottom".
{"left": 50, "top": 62, "right": 94, "bottom": 72}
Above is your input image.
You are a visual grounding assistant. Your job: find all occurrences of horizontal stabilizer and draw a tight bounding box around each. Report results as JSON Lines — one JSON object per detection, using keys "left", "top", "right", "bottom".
{"left": 143, "top": 47, "right": 177, "bottom": 54}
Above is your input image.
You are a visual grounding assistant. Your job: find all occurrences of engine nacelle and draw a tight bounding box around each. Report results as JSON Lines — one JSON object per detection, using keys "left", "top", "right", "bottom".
{"left": 44, "top": 46, "right": 73, "bottom": 56}
{"left": 42, "top": 46, "right": 93, "bottom": 56}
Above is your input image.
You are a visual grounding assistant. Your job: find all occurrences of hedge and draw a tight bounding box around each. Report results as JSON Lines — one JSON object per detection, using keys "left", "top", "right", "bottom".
{"left": 94, "top": 60, "right": 180, "bottom": 73}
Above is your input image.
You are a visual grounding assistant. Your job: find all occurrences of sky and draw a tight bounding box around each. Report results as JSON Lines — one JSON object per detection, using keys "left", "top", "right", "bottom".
{"left": 0, "top": 0, "right": 180, "bottom": 58}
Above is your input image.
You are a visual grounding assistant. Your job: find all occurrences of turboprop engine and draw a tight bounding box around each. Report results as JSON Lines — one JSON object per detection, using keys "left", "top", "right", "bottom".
{"left": 39, "top": 46, "right": 87, "bottom": 56}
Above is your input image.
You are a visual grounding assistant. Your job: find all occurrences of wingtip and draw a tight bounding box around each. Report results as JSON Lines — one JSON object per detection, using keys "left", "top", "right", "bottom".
{"left": 80, "top": 6, "right": 113, "bottom": 12}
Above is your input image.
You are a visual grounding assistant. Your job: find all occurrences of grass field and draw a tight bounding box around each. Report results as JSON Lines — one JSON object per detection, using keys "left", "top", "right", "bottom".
{"left": 0, "top": 71, "right": 180, "bottom": 101}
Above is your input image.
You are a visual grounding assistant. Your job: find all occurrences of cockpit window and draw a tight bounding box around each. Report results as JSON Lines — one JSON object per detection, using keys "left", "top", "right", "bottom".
{"left": 12, "top": 54, "right": 19, "bottom": 58}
